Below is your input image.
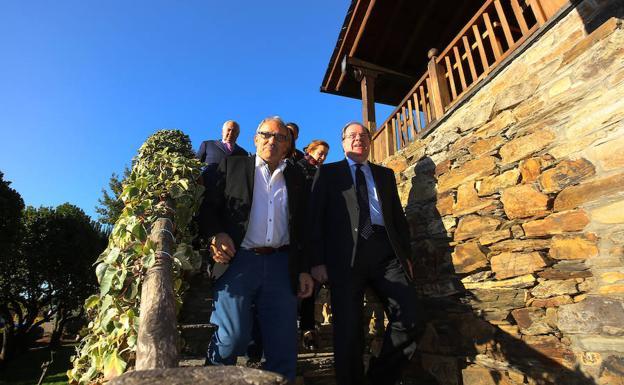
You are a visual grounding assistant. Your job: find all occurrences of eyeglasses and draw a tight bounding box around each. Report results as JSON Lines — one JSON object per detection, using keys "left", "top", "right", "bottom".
{"left": 257, "top": 131, "right": 288, "bottom": 143}
{"left": 343, "top": 133, "right": 370, "bottom": 140}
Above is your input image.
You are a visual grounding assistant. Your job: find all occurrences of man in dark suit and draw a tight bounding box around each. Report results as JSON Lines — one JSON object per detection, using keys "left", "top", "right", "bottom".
{"left": 199, "top": 116, "right": 314, "bottom": 382}
{"left": 196, "top": 120, "right": 249, "bottom": 184}
{"left": 309, "top": 122, "right": 422, "bottom": 385}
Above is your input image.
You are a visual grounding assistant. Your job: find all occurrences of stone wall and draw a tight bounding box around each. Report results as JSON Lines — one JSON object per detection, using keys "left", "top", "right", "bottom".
{"left": 382, "top": 1, "right": 624, "bottom": 384}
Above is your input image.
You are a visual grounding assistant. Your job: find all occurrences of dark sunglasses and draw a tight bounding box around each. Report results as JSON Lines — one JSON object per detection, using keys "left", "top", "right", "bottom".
{"left": 257, "top": 131, "right": 288, "bottom": 143}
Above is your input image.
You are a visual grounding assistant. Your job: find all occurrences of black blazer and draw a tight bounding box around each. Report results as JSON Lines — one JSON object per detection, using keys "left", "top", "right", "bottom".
{"left": 198, "top": 155, "right": 309, "bottom": 292}
{"left": 308, "top": 159, "right": 413, "bottom": 282}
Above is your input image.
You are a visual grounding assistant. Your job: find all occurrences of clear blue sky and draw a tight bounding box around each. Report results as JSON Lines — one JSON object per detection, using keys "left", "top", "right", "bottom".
{"left": 0, "top": 1, "right": 394, "bottom": 220}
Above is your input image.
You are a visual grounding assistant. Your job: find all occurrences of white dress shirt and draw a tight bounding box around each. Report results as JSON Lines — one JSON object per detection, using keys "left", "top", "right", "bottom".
{"left": 346, "top": 157, "right": 385, "bottom": 226}
{"left": 241, "top": 156, "right": 290, "bottom": 248}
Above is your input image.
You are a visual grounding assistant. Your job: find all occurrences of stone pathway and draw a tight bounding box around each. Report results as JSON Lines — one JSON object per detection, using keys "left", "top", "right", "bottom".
{"left": 178, "top": 269, "right": 338, "bottom": 384}
{"left": 179, "top": 327, "right": 337, "bottom": 384}
{"left": 178, "top": 269, "right": 424, "bottom": 384}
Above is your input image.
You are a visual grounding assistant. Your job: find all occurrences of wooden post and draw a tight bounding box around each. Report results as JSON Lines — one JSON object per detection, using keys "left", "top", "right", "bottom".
{"left": 359, "top": 71, "right": 377, "bottom": 133}
{"left": 426, "top": 48, "right": 451, "bottom": 120}
{"left": 136, "top": 207, "right": 178, "bottom": 370}
{"left": 533, "top": 0, "right": 568, "bottom": 20}
{"left": 528, "top": 0, "right": 547, "bottom": 25}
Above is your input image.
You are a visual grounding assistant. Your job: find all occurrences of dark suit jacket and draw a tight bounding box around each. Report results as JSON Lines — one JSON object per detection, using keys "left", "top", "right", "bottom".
{"left": 308, "top": 159, "right": 413, "bottom": 282}
{"left": 198, "top": 155, "right": 309, "bottom": 292}
{"left": 196, "top": 140, "right": 248, "bottom": 164}
{"left": 196, "top": 140, "right": 249, "bottom": 185}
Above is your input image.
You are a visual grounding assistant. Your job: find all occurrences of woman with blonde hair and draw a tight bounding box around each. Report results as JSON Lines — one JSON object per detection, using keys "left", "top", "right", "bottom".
{"left": 297, "top": 139, "right": 329, "bottom": 180}
{"left": 297, "top": 139, "right": 329, "bottom": 350}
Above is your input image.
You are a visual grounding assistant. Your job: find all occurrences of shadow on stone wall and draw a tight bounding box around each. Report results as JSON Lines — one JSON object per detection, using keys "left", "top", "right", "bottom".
{"left": 404, "top": 157, "right": 596, "bottom": 385}
{"left": 577, "top": 0, "right": 624, "bottom": 34}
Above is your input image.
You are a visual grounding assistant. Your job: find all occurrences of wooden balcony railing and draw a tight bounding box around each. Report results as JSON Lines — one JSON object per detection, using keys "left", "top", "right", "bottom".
{"left": 371, "top": 0, "right": 568, "bottom": 162}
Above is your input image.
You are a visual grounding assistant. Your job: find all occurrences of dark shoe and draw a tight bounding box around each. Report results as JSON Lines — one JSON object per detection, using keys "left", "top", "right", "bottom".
{"left": 301, "top": 330, "right": 317, "bottom": 351}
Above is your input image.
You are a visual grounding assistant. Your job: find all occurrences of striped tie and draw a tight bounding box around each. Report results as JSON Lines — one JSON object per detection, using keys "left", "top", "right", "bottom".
{"left": 355, "top": 164, "right": 374, "bottom": 239}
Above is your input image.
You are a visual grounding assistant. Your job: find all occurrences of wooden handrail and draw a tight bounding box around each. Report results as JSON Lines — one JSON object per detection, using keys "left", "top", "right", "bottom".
{"left": 436, "top": 0, "right": 498, "bottom": 63}
{"left": 371, "top": 0, "right": 567, "bottom": 163}
{"left": 374, "top": 71, "right": 430, "bottom": 141}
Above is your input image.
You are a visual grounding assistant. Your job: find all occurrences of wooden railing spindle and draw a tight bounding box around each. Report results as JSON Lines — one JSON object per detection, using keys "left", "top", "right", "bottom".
{"left": 484, "top": 12, "right": 503, "bottom": 59}
{"left": 528, "top": 0, "right": 547, "bottom": 24}
{"left": 406, "top": 99, "right": 416, "bottom": 138}
{"left": 511, "top": 0, "right": 530, "bottom": 33}
{"left": 413, "top": 93, "right": 422, "bottom": 132}
{"left": 444, "top": 56, "right": 458, "bottom": 99}
{"left": 494, "top": 0, "right": 516, "bottom": 47}
{"left": 453, "top": 46, "right": 468, "bottom": 90}
{"left": 401, "top": 106, "right": 409, "bottom": 143}
{"left": 394, "top": 111, "right": 405, "bottom": 148}
{"left": 389, "top": 119, "right": 397, "bottom": 155}
{"left": 472, "top": 24, "right": 490, "bottom": 71}
{"left": 462, "top": 36, "right": 479, "bottom": 82}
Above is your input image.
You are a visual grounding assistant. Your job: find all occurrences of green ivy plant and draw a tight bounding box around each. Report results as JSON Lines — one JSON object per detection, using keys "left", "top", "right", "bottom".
{"left": 68, "top": 130, "right": 204, "bottom": 384}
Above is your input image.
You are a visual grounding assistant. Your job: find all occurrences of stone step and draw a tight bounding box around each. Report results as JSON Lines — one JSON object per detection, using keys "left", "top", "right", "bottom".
{"left": 179, "top": 271, "right": 214, "bottom": 324}
{"left": 179, "top": 323, "right": 216, "bottom": 357}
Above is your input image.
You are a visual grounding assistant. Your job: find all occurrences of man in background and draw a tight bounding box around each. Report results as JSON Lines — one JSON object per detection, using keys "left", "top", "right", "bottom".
{"left": 196, "top": 120, "right": 249, "bottom": 184}
{"left": 286, "top": 122, "right": 305, "bottom": 162}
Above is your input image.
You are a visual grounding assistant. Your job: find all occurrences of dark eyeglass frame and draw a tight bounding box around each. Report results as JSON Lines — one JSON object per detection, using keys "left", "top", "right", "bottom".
{"left": 343, "top": 132, "right": 371, "bottom": 140}
{"left": 256, "top": 131, "right": 288, "bottom": 143}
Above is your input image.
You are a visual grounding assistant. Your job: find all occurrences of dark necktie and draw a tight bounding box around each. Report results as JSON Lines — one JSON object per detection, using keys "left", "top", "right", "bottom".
{"left": 355, "top": 164, "right": 374, "bottom": 239}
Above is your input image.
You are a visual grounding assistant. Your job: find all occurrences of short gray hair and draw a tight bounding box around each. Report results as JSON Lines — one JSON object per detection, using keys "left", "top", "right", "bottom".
{"left": 341, "top": 121, "right": 371, "bottom": 140}
{"left": 256, "top": 116, "right": 290, "bottom": 137}
{"left": 222, "top": 120, "right": 240, "bottom": 130}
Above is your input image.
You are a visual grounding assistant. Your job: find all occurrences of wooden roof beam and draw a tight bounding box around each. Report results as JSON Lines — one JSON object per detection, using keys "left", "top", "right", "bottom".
{"left": 323, "top": 0, "right": 377, "bottom": 93}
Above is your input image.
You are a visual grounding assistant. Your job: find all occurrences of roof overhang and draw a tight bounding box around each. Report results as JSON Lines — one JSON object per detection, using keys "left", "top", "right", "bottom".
{"left": 321, "top": 0, "right": 485, "bottom": 105}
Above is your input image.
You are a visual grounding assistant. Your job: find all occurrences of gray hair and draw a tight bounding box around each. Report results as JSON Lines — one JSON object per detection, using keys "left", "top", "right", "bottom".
{"left": 222, "top": 120, "right": 240, "bottom": 130}
{"left": 256, "top": 116, "right": 290, "bottom": 137}
{"left": 341, "top": 121, "right": 371, "bottom": 140}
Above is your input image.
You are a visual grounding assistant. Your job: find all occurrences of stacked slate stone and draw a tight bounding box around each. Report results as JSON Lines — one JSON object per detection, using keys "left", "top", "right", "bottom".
{"left": 381, "top": 2, "right": 624, "bottom": 385}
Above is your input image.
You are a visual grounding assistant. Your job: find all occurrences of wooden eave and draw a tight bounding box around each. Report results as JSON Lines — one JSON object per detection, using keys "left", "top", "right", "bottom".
{"left": 321, "top": 0, "right": 486, "bottom": 106}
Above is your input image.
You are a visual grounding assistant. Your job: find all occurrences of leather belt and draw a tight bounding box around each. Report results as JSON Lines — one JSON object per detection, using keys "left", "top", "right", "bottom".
{"left": 249, "top": 245, "right": 290, "bottom": 255}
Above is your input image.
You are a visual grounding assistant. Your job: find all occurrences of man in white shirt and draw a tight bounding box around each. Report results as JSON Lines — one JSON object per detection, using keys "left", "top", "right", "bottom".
{"left": 199, "top": 116, "right": 313, "bottom": 382}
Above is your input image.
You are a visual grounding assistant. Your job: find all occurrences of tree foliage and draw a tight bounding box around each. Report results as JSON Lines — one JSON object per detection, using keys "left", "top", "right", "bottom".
{"left": 0, "top": 171, "right": 25, "bottom": 304}
{"left": 95, "top": 167, "right": 131, "bottom": 227}
{"left": 68, "top": 130, "right": 204, "bottom": 384}
{"left": 0, "top": 172, "right": 25, "bottom": 362}
{"left": 0, "top": 197, "right": 107, "bottom": 363}
{"left": 0, "top": 171, "right": 24, "bottom": 253}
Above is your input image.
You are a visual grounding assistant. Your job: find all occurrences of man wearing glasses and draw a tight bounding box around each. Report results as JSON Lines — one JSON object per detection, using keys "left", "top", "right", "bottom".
{"left": 308, "top": 122, "right": 422, "bottom": 385}
{"left": 199, "top": 116, "right": 314, "bottom": 382}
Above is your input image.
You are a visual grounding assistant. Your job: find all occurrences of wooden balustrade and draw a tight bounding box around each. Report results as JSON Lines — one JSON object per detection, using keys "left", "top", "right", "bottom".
{"left": 371, "top": 0, "right": 568, "bottom": 162}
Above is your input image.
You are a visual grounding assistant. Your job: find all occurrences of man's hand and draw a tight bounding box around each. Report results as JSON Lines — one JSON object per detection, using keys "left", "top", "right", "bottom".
{"left": 298, "top": 273, "right": 314, "bottom": 299}
{"left": 311, "top": 265, "right": 328, "bottom": 284}
{"left": 210, "top": 232, "right": 236, "bottom": 264}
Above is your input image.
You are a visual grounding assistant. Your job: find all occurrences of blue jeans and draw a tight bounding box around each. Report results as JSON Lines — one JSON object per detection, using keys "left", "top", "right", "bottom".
{"left": 207, "top": 249, "right": 297, "bottom": 381}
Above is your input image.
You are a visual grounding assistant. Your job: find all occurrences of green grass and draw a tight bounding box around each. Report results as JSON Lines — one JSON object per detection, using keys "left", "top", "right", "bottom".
{"left": 0, "top": 344, "right": 75, "bottom": 385}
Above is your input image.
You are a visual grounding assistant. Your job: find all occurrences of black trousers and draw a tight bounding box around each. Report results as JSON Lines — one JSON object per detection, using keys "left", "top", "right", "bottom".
{"left": 300, "top": 290, "right": 317, "bottom": 331}
{"left": 330, "top": 230, "right": 421, "bottom": 385}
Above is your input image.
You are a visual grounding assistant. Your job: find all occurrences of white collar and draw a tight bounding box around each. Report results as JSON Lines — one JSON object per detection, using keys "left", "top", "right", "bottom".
{"left": 255, "top": 155, "right": 288, "bottom": 173}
